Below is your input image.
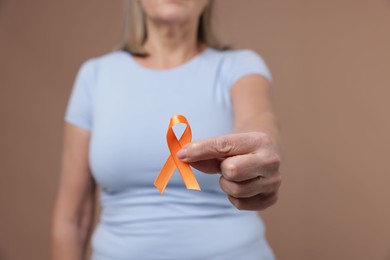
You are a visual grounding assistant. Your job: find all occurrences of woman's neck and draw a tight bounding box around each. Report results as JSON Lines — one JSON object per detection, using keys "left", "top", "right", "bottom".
{"left": 139, "top": 19, "right": 206, "bottom": 69}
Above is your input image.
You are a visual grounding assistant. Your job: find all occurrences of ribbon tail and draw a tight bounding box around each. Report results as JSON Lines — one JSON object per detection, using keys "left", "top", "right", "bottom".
{"left": 179, "top": 166, "right": 201, "bottom": 191}
{"left": 172, "top": 155, "right": 201, "bottom": 191}
{"left": 154, "top": 156, "right": 176, "bottom": 194}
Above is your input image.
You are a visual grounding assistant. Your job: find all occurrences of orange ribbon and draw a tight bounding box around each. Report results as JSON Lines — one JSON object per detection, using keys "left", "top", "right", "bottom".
{"left": 154, "top": 115, "right": 201, "bottom": 194}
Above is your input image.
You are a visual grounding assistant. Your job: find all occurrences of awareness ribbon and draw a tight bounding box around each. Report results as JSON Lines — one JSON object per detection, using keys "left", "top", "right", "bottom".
{"left": 154, "top": 115, "right": 201, "bottom": 194}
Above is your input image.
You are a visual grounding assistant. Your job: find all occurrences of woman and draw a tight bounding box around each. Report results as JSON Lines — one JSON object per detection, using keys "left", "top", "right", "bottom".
{"left": 51, "top": 0, "right": 282, "bottom": 259}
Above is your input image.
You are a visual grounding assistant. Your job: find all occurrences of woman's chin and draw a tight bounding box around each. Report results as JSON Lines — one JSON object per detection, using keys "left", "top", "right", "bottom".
{"left": 152, "top": 13, "right": 190, "bottom": 25}
{"left": 142, "top": 0, "right": 206, "bottom": 25}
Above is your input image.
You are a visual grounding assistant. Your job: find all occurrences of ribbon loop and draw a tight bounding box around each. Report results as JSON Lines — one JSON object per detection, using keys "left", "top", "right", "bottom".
{"left": 154, "top": 115, "right": 201, "bottom": 194}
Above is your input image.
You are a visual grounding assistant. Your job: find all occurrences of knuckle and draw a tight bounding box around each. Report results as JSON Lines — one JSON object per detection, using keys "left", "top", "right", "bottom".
{"left": 263, "top": 174, "right": 282, "bottom": 191}
{"left": 233, "top": 198, "right": 245, "bottom": 210}
{"left": 222, "top": 162, "right": 238, "bottom": 180}
{"left": 221, "top": 177, "right": 248, "bottom": 198}
{"left": 265, "top": 153, "right": 281, "bottom": 171}
{"left": 229, "top": 183, "right": 243, "bottom": 198}
{"left": 219, "top": 177, "right": 229, "bottom": 193}
{"left": 214, "top": 137, "right": 234, "bottom": 154}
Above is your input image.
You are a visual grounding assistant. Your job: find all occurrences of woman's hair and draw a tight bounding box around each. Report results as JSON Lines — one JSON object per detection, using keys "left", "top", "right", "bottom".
{"left": 116, "top": 0, "right": 228, "bottom": 56}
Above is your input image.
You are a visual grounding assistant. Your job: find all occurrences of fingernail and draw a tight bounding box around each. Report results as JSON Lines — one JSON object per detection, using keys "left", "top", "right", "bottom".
{"left": 176, "top": 148, "right": 187, "bottom": 160}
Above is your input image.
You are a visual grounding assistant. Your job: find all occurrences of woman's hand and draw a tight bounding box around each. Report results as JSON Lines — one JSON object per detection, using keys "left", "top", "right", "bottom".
{"left": 177, "top": 131, "right": 281, "bottom": 211}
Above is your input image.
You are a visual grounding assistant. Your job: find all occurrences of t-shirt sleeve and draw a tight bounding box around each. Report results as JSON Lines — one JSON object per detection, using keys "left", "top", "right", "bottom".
{"left": 222, "top": 49, "right": 273, "bottom": 90}
{"left": 64, "top": 58, "right": 97, "bottom": 131}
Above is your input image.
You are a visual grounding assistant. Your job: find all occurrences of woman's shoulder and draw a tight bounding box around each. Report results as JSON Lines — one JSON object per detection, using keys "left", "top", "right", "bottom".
{"left": 208, "top": 47, "right": 265, "bottom": 59}
{"left": 80, "top": 49, "right": 128, "bottom": 67}
{"left": 207, "top": 47, "right": 269, "bottom": 72}
{"left": 208, "top": 47, "right": 273, "bottom": 84}
{"left": 74, "top": 49, "right": 133, "bottom": 79}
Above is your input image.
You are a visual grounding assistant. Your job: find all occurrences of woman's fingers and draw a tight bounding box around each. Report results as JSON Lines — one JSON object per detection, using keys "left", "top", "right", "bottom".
{"left": 220, "top": 152, "right": 280, "bottom": 182}
{"left": 177, "top": 132, "right": 268, "bottom": 162}
{"left": 218, "top": 151, "right": 281, "bottom": 209}
{"left": 227, "top": 191, "right": 279, "bottom": 211}
{"left": 175, "top": 131, "right": 282, "bottom": 212}
{"left": 219, "top": 173, "right": 281, "bottom": 199}
{"left": 188, "top": 158, "right": 222, "bottom": 174}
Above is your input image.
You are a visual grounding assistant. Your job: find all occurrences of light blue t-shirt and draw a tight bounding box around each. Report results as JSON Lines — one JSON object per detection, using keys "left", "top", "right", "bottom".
{"left": 64, "top": 47, "right": 274, "bottom": 260}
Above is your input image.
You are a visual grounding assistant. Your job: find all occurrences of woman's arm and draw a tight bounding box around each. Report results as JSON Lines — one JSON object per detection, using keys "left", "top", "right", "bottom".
{"left": 177, "top": 74, "right": 282, "bottom": 211}
{"left": 51, "top": 123, "right": 97, "bottom": 260}
{"left": 228, "top": 74, "right": 282, "bottom": 210}
{"left": 230, "top": 74, "right": 281, "bottom": 154}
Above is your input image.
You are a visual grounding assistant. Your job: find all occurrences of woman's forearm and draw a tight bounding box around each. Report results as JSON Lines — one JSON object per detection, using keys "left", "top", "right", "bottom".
{"left": 233, "top": 112, "right": 282, "bottom": 155}
{"left": 51, "top": 219, "right": 85, "bottom": 260}
{"left": 51, "top": 200, "right": 95, "bottom": 260}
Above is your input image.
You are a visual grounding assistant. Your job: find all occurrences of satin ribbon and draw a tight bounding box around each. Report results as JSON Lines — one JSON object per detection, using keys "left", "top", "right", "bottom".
{"left": 154, "top": 115, "right": 201, "bottom": 194}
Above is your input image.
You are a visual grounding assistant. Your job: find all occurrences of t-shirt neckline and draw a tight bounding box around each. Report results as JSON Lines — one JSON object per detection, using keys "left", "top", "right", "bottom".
{"left": 119, "top": 47, "right": 211, "bottom": 73}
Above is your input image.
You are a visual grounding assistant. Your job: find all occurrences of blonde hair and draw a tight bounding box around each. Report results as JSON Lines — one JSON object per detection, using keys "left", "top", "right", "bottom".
{"left": 116, "top": 0, "right": 227, "bottom": 56}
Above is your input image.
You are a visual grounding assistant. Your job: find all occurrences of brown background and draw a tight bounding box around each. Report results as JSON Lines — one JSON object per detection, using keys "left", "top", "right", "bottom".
{"left": 1, "top": 0, "right": 390, "bottom": 259}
